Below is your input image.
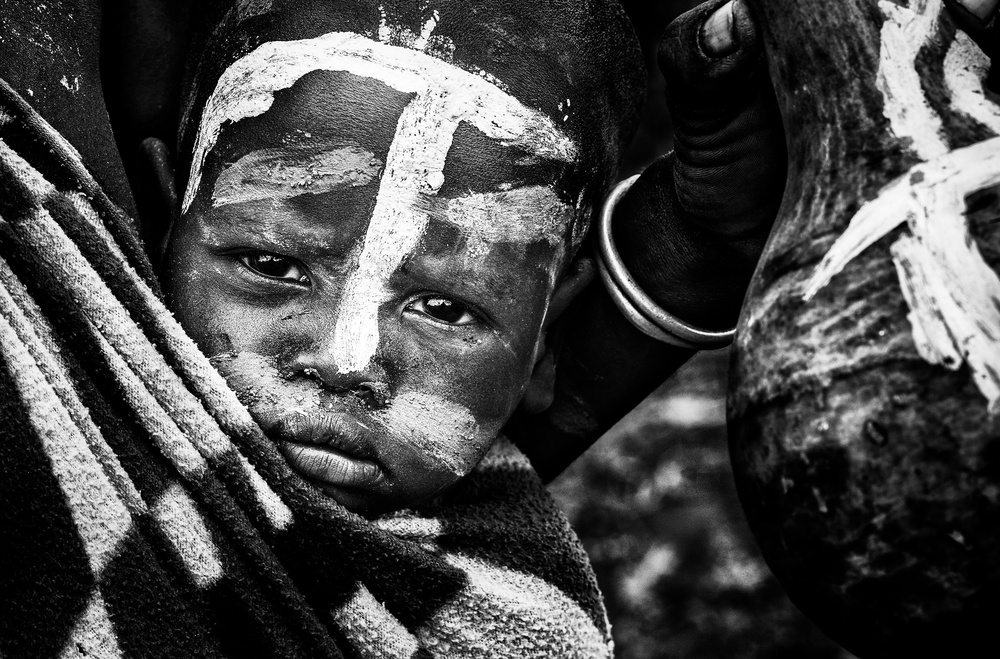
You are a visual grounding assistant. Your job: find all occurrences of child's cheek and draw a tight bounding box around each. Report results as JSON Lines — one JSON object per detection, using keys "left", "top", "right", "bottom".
{"left": 386, "top": 322, "right": 531, "bottom": 435}
{"left": 375, "top": 391, "right": 486, "bottom": 478}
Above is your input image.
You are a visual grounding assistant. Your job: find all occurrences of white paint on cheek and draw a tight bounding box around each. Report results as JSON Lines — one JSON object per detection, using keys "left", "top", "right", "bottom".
{"left": 876, "top": 0, "right": 948, "bottom": 160}
{"left": 377, "top": 391, "right": 481, "bottom": 476}
{"left": 212, "top": 144, "right": 382, "bottom": 207}
{"left": 211, "top": 351, "right": 322, "bottom": 417}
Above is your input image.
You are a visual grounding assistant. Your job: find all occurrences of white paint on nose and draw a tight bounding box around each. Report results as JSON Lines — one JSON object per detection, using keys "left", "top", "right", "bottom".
{"left": 332, "top": 91, "right": 452, "bottom": 373}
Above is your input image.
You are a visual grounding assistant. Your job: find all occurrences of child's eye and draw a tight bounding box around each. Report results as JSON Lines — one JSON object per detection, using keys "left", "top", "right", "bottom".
{"left": 407, "top": 295, "right": 479, "bottom": 326}
{"left": 238, "top": 252, "right": 310, "bottom": 284}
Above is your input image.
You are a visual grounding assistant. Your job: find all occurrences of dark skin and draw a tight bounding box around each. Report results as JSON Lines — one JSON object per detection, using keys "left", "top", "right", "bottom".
{"left": 2, "top": 0, "right": 996, "bottom": 489}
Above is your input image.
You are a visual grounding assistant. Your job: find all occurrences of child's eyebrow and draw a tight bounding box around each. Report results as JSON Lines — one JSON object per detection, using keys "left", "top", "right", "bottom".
{"left": 212, "top": 143, "right": 383, "bottom": 209}
{"left": 196, "top": 192, "right": 370, "bottom": 261}
{"left": 416, "top": 186, "right": 574, "bottom": 248}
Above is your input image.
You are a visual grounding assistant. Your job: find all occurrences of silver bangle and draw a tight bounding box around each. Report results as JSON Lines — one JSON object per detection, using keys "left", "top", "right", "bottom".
{"left": 595, "top": 174, "right": 736, "bottom": 349}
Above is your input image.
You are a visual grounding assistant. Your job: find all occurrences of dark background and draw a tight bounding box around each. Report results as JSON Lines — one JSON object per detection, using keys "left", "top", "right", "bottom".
{"left": 549, "top": 2, "right": 856, "bottom": 657}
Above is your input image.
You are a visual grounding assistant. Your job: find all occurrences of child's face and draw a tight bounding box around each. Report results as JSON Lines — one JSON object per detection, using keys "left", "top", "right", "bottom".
{"left": 165, "top": 35, "right": 582, "bottom": 516}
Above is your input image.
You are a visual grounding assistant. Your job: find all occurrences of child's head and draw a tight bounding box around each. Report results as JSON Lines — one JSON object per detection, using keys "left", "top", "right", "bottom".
{"left": 158, "top": 0, "right": 642, "bottom": 516}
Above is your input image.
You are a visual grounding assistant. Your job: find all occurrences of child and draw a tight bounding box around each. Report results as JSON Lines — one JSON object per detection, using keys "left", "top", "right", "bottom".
{"left": 152, "top": 0, "right": 648, "bottom": 518}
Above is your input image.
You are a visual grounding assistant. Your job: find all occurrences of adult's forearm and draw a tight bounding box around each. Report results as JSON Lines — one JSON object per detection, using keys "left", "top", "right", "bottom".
{"left": 510, "top": 0, "right": 784, "bottom": 481}
{"left": 613, "top": 152, "right": 774, "bottom": 331}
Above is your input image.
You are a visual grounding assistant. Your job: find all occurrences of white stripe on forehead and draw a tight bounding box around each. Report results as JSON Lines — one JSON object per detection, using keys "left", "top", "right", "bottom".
{"left": 187, "top": 31, "right": 578, "bottom": 374}
{"left": 184, "top": 31, "right": 577, "bottom": 212}
{"left": 212, "top": 144, "right": 382, "bottom": 207}
{"left": 443, "top": 185, "right": 575, "bottom": 247}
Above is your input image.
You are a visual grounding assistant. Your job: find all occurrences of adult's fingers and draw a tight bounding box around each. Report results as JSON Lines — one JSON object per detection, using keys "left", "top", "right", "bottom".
{"left": 658, "top": 0, "right": 785, "bottom": 240}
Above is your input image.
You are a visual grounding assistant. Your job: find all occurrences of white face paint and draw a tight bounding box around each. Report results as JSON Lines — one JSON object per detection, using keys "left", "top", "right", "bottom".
{"left": 443, "top": 186, "right": 575, "bottom": 249}
{"left": 187, "top": 31, "right": 578, "bottom": 375}
{"left": 212, "top": 143, "right": 383, "bottom": 208}
{"left": 375, "top": 391, "right": 481, "bottom": 476}
{"left": 208, "top": 351, "right": 491, "bottom": 512}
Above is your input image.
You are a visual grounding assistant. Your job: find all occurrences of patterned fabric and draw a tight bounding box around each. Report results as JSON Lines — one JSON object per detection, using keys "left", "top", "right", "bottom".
{"left": 0, "top": 78, "right": 613, "bottom": 659}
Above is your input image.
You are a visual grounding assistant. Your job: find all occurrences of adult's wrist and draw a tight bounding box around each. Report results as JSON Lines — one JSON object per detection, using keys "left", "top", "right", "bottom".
{"left": 611, "top": 153, "right": 768, "bottom": 331}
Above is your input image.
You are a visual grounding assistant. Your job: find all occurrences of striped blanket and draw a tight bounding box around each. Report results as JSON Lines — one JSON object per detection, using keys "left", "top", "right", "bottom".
{"left": 0, "top": 78, "right": 612, "bottom": 658}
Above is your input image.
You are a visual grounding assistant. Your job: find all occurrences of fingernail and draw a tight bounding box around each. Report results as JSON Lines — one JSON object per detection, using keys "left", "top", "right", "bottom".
{"left": 959, "top": 0, "right": 998, "bottom": 21}
{"left": 702, "top": 0, "right": 739, "bottom": 57}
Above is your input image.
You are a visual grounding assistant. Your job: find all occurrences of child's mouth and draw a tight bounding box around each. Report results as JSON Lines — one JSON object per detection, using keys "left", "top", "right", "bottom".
{"left": 270, "top": 411, "right": 387, "bottom": 490}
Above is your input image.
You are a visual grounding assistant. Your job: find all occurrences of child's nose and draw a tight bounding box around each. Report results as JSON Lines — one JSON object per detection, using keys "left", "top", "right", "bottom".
{"left": 285, "top": 337, "right": 392, "bottom": 408}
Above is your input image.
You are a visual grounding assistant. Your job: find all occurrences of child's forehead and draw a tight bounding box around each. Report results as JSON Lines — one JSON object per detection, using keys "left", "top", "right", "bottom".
{"left": 181, "top": 0, "right": 644, "bottom": 207}
{"left": 192, "top": 50, "right": 581, "bottom": 265}
{"left": 207, "top": 69, "right": 574, "bottom": 202}
{"left": 185, "top": 31, "right": 581, "bottom": 213}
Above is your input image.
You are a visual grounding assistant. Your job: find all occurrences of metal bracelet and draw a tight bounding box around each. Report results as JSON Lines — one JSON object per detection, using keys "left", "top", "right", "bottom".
{"left": 596, "top": 174, "right": 736, "bottom": 349}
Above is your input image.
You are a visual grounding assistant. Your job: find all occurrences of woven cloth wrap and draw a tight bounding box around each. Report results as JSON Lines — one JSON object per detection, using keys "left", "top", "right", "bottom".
{"left": 0, "top": 78, "right": 613, "bottom": 659}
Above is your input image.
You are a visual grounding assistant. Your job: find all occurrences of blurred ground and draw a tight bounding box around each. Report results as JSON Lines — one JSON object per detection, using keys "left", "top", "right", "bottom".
{"left": 550, "top": 350, "right": 857, "bottom": 659}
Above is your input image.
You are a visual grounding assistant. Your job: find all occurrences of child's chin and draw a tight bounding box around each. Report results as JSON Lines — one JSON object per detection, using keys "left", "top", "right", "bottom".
{"left": 312, "top": 481, "right": 393, "bottom": 518}
{"left": 316, "top": 478, "right": 460, "bottom": 520}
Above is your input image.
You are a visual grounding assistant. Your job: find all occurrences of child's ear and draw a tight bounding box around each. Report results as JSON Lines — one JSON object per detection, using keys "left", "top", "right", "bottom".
{"left": 519, "top": 256, "right": 595, "bottom": 414}
{"left": 138, "top": 137, "right": 179, "bottom": 262}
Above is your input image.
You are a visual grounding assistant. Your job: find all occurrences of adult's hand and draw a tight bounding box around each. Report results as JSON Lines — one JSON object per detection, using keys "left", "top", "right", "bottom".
{"left": 513, "top": 0, "right": 998, "bottom": 481}
{"left": 614, "top": 0, "right": 784, "bottom": 332}
{"left": 616, "top": 0, "right": 997, "bottom": 330}
{"left": 511, "top": 0, "right": 784, "bottom": 478}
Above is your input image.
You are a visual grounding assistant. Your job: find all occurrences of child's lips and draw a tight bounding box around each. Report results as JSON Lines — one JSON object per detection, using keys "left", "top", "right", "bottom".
{"left": 279, "top": 442, "right": 385, "bottom": 489}
{"left": 267, "top": 411, "right": 387, "bottom": 489}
